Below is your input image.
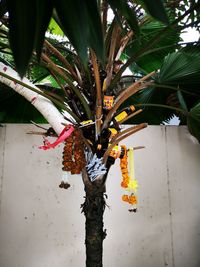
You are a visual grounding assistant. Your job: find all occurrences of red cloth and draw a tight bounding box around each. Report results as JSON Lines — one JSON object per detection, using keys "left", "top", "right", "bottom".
{"left": 39, "top": 125, "right": 74, "bottom": 150}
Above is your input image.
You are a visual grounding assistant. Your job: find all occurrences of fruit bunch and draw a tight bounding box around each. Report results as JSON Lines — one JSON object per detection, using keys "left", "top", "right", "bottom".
{"left": 62, "top": 128, "right": 86, "bottom": 174}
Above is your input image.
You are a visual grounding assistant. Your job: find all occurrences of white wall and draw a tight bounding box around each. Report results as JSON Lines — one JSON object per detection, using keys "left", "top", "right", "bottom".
{"left": 0, "top": 125, "right": 200, "bottom": 267}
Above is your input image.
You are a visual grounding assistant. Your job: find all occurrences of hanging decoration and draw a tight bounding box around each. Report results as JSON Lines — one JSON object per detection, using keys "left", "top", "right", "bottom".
{"left": 120, "top": 145, "right": 138, "bottom": 211}
{"left": 33, "top": 41, "right": 150, "bottom": 208}
{"left": 103, "top": 95, "right": 114, "bottom": 110}
{"left": 39, "top": 125, "right": 74, "bottom": 150}
{"left": 85, "top": 152, "right": 107, "bottom": 182}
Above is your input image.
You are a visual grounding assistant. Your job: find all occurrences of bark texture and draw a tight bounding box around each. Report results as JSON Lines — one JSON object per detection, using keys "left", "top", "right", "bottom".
{"left": 81, "top": 170, "right": 107, "bottom": 267}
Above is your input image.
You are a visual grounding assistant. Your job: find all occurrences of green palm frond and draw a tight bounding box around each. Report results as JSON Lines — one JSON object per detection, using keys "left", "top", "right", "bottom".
{"left": 187, "top": 101, "right": 200, "bottom": 142}
{"left": 126, "top": 20, "right": 181, "bottom": 73}
{"left": 122, "top": 86, "right": 175, "bottom": 125}
{"left": 156, "top": 45, "right": 200, "bottom": 85}
{"left": 121, "top": 45, "right": 200, "bottom": 125}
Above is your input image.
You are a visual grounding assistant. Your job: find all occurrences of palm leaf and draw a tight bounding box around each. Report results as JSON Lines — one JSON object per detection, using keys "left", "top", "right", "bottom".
{"left": 122, "top": 46, "right": 200, "bottom": 125}
{"left": 157, "top": 46, "right": 200, "bottom": 85}
{"left": 6, "top": 0, "right": 38, "bottom": 77}
{"left": 37, "top": 75, "right": 62, "bottom": 89}
{"left": 187, "top": 101, "right": 200, "bottom": 142}
{"left": 126, "top": 21, "right": 181, "bottom": 73}
{"left": 85, "top": 0, "right": 105, "bottom": 62}
{"left": 140, "top": 0, "right": 169, "bottom": 24}
{"left": 0, "top": 0, "right": 7, "bottom": 19}
{"left": 108, "top": 0, "right": 140, "bottom": 35}
{"left": 122, "top": 85, "right": 175, "bottom": 124}
{"left": 34, "top": 0, "right": 54, "bottom": 60}
{"left": 54, "top": 0, "right": 104, "bottom": 64}
{"left": 48, "top": 18, "right": 65, "bottom": 36}
{"left": 0, "top": 111, "right": 6, "bottom": 122}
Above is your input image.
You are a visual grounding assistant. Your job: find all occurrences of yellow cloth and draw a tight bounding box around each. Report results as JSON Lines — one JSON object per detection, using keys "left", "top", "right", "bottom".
{"left": 127, "top": 179, "right": 138, "bottom": 192}
{"left": 127, "top": 148, "right": 138, "bottom": 192}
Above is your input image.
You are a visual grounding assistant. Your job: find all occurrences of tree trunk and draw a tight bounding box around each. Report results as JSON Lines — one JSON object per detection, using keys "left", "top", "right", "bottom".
{"left": 81, "top": 169, "right": 108, "bottom": 267}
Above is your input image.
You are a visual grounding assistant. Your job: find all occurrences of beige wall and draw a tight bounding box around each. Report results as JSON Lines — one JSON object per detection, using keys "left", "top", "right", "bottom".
{"left": 0, "top": 124, "right": 200, "bottom": 267}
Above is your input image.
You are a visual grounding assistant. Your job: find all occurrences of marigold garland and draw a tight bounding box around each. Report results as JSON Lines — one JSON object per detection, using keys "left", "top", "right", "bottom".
{"left": 120, "top": 145, "right": 138, "bottom": 210}
{"left": 122, "top": 194, "right": 138, "bottom": 205}
{"left": 120, "top": 145, "right": 130, "bottom": 188}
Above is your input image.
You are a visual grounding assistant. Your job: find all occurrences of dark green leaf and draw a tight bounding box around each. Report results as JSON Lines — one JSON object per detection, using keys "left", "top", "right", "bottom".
{"left": 121, "top": 85, "right": 175, "bottom": 125}
{"left": 0, "top": 111, "right": 6, "bottom": 122}
{"left": 54, "top": 1, "right": 90, "bottom": 63}
{"left": 85, "top": 0, "right": 104, "bottom": 61}
{"left": 108, "top": 0, "right": 140, "bottom": 34}
{"left": 0, "top": 92, "right": 46, "bottom": 123}
{"left": 187, "top": 101, "right": 200, "bottom": 142}
{"left": 0, "top": 82, "right": 15, "bottom": 100}
{"left": 35, "top": 0, "right": 53, "bottom": 61}
{"left": 157, "top": 46, "right": 200, "bottom": 85}
{"left": 177, "top": 91, "right": 188, "bottom": 111}
{"left": 141, "top": 0, "right": 169, "bottom": 24}
{"left": 0, "top": 82, "right": 46, "bottom": 122}
{"left": 54, "top": 0, "right": 104, "bottom": 64}
{"left": 6, "top": 0, "right": 37, "bottom": 77}
{"left": 127, "top": 21, "right": 180, "bottom": 73}
{"left": 0, "top": 0, "right": 7, "bottom": 19}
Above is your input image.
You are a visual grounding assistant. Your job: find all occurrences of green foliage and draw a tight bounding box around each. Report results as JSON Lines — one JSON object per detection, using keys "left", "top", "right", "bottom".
{"left": 0, "top": 83, "right": 46, "bottom": 123}
{"left": 108, "top": 0, "right": 140, "bottom": 34}
{"left": 0, "top": 0, "right": 7, "bottom": 18}
{"left": 0, "top": 1, "right": 200, "bottom": 141}
{"left": 122, "top": 45, "right": 200, "bottom": 127}
{"left": 1, "top": 0, "right": 172, "bottom": 77}
{"left": 6, "top": 0, "right": 38, "bottom": 77}
{"left": 126, "top": 20, "right": 181, "bottom": 73}
{"left": 34, "top": 0, "right": 54, "bottom": 61}
{"left": 54, "top": 0, "right": 104, "bottom": 64}
{"left": 0, "top": 111, "right": 6, "bottom": 122}
{"left": 157, "top": 46, "right": 200, "bottom": 86}
{"left": 123, "top": 86, "right": 175, "bottom": 125}
{"left": 187, "top": 101, "right": 200, "bottom": 142}
{"left": 48, "top": 18, "right": 64, "bottom": 36}
{"left": 138, "top": 0, "right": 169, "bottom": 24}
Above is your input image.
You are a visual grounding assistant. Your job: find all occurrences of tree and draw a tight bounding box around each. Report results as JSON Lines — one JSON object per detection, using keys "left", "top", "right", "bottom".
{"left": 0, "top": 1, "right": 200, "bottom": 266}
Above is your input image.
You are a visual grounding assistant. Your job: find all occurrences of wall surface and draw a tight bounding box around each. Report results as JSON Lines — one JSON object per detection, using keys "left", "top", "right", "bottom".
{"left": 0, "top": 124, "right": 200, "bottom": 267}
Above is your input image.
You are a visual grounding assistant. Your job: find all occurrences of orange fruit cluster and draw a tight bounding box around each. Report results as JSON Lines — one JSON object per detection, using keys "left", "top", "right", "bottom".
{"left": 62, "top": 129, "right": 86, "bottom": 174}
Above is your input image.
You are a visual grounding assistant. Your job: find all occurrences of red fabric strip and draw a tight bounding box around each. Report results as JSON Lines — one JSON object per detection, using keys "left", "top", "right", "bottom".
{"left": 39, "top": 125, "right": 74, "bottom": 150}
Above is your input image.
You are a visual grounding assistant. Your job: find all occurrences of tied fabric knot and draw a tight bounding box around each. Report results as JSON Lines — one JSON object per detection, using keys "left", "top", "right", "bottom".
{"left": 39, "top": 125, "right": 74, "bottom": 150}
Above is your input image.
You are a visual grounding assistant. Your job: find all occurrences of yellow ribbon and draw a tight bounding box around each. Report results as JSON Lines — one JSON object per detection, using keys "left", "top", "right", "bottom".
{"left": 127, "top": 147, "right": 138, "bottom": 192}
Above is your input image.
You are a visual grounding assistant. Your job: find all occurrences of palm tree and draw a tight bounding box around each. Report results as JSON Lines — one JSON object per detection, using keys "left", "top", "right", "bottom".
{"left": 0, "top": 1, "right": 200, "bottom": 266}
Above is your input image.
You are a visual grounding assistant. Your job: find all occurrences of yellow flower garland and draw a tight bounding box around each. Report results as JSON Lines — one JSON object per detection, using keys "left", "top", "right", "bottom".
{"left": 120, "top": 145, "right": 138, "bottom": 210}
{"left": 120, "top": 145, "right": 130, "bottom": 188}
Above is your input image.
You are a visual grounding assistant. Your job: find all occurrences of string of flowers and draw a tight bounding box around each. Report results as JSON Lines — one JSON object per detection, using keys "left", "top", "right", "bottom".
{"left": 120, "top": 145, "right": 138, "bottom": 211}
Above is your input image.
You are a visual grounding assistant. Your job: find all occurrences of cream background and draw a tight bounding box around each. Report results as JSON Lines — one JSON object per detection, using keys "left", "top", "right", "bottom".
{"left": 0, "top": 125, "right": 200, "bottom": 267}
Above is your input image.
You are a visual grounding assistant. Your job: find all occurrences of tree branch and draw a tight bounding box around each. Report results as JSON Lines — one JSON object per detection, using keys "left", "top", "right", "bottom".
{"left": 0, "top": 63, "right": 67, "bottom": 135}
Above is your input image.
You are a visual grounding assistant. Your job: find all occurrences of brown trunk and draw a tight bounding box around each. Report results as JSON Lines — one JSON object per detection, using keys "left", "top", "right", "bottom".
{"left": 81, "top": 169, "right": 108, "bottom": 267}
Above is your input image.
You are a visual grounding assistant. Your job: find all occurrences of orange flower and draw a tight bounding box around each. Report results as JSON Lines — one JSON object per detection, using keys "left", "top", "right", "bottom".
{"left": 122, "top": 194, "right": 129, "bottom": 203}
{"left": 122, "top": 194, "right": 138, "bottom": 205}
{"left": 129, "top": 195, "right": 138, "bottom": 205}
{"left": 120, "top": 145, "right": 139, "bottom": 208}
{"left": 120, "top": 145, "right": 130, "bottom": 189}
{"left": 121, "top": 181, "right": 128, "bottom": 188}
